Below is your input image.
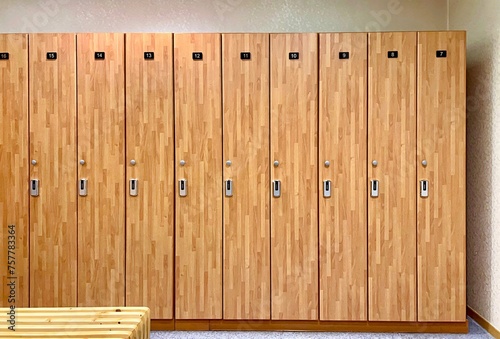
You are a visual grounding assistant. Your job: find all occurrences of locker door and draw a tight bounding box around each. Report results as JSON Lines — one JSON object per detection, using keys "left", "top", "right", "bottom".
{"left": 174, "top": 33, "right": 222, "bottom": 319}
{"left": 126, "top": 33, "right": 174, "bottom": 319}
{"left": 368, "top": 32, "right": 417, "bottom": 321}
{"left": 417, "top": 31, "right": 466, "bottom": 322}
{"left": 222, "top": 33, "right": 270, "bottom": 320}
{"left": 77, "top": 33, "right": 125, "bottom": 307}
{"left": 0, "top": 34, "right": 29, "bottom": 307}
{"left": 319, "top": 33, "right": 367, "bottom": 321}
{"left": 270, "top": 33, "right": 318, "bottom": 320}
{"left": 29, "top": 34, "right": 77, "bottom": 307}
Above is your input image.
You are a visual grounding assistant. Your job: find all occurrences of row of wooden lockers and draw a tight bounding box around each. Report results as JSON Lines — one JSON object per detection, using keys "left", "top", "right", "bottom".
{"left": 0, "top": 32, "right": 465, "bottom": 323}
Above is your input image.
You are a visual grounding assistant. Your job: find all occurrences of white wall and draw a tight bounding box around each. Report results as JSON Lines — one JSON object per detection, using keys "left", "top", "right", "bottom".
{"left": 0, "top": 0, "right": 445, "bottom": 33}
{"left": 450, "top": 0, "right": 500, "bottom": 332}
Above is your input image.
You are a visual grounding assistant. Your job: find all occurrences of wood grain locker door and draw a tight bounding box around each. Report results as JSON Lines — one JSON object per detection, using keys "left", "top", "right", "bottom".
{"left": 417, "top": 31, "right": 466, "bottom": 322}
{"left": 125, "top": 33, "right": 174, "bottom": 320}
{"left": 270, "top": 33, "right": 318, "bottom": 320}
{"left": 222, "top": 33, "right": 270, "bottom": 320}
{"left": 174, "top": 33, "right": 222, "bottom": 319}
{"left": 77, "top": 33, "right": 125, "bottom": 307}
{"left": 368, "top": 32, "right": 417, "bottom": 321}
{"left": 319, "top": 33, "right": 367, "bottom": 321}
{"left": 29, "top": 33, "right": 77, "bottom": 307}
{"left": 0, "top": 34, "right": 29, "bottom": 307}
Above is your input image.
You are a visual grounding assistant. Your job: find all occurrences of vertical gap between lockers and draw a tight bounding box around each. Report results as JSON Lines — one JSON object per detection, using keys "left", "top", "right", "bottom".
{"left": 27, "top": 33, "right": 31, "bottom": 308}
{"left": 123, "top": 33, "right": 127, "bottom": 308}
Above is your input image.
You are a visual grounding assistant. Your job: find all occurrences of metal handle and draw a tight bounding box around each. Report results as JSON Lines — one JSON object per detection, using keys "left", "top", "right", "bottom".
{"left": 79, "top": 179, "right": 88, "bottom": 197}
{"left": 225, "top": 179, "right": 233, "bottom": 197}
{"left": 323, "top": 180, "right": 331, "bottom": 198}
{"left": 130, "top": 179, "right": 138, "bottom": 196}
{"left": 272, "top": 180, "right": 281, "bottom": 198}
{"left": 30, "top": 179, "right": 39, "bottom": 197}
{"left": 179, "top": 179, "right": 187, "bottom": 197}
{"left": 420, "top": 180, "right": 429, "bottom": 198}
{"left": 370, "top": 180, "right": 379, "bottom": 198}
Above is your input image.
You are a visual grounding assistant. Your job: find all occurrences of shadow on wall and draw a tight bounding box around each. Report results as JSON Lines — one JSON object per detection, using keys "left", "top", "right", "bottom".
{"left": 465, "top": 36, "right": 495, "bottom": 319}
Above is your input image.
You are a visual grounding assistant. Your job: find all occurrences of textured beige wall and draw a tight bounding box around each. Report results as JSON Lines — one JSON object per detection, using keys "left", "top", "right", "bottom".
{"left": 450, "top": 0, "right": 500, "bottom": 332}
{"left": 0, "top": 0, "right": 445, "bottom": 33}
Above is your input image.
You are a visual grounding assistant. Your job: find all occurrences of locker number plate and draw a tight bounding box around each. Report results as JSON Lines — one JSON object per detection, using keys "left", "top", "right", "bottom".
{"left": 240, "top": 52, "right": 251, "bottom": 60}
{"left": 95, "top": 52, "right": 105, "bottom": 60}
{"left": 388, "top": 51, "right": 398, "bottom": 58}
{"left": 144, "top": 52, "right": 154, "bottom": 60}
{"left": 289, "top": 52, "right": 299, "bottom": 60}
{"left": 192, "top": 52, "right": 203, "bottom": 60}
{"left": 47, "top": 52, "right": 57, "bottom": 60}
{"left": 339, "top": 52, "right": 349, "bottom": 59}
{"left": 436, "top": 50, "right": 447, "bottom": 58}
{"left": 0, "top": 53, "right": 9, "bottom": 60}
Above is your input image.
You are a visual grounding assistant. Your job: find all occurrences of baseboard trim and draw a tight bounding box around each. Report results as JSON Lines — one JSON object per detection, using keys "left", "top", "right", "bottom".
{"left": 151, "top": 319, "right": 468, "bottom": 333}
{"left": 467, "top": 306, "right": 500, "bottom": 338}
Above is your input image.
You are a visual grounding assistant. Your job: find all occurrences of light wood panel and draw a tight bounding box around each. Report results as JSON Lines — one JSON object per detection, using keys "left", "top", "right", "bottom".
{"left": 319, "top": 33, "right": 367, "bottom": 321}
{"left": 368, "top": 32, "right": 417, "bottom": 321}
{"left": 222, "top": 33, "right": 270, "bottom": 320}
{"left": 77, "top": 33, "right": 125, "bottom": 307}
{"left": 125, "top": 33, "right": 174, "bottom": 320}
{"left": 29, "top": 33, "right": 77, "bottom": 308}
{"left": 0, "top": 307, "right": 150, "bottom": 338}
{"left": 417, "top": 31, "right": 466, "bottom": 322}
{"left": 174, "top": 33, "right": 222, "bottom": 319}
{"left": 270, "top": 33, "right": 318, "bottom": 320}
{"left": 0, "top": 34, "right": 29, "bottom": 308}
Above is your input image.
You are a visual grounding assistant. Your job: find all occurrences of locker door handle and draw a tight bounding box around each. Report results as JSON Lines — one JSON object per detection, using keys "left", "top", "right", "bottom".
{"left": 323, "top": 180, "right": 331, "bottom": 198}
{"left": 30, "top": 179, "right": 39, "bottom": 197}
{"left": 179, "top": 179, "right": 187, "bottom": 197}
{"left": 272, "top": 180, "right": 281, "bottom": 198}
{"left": 79, "top": 179, "right": 88, "bottom": 197}
{"left": 225, "top": 179, "right": 233, "bottom": 197}
{"left": 129, "top": 179, "right": 138, "bottom": 197}
{"left": 420, "top": 180, "right": 429, "bottom": 198}
{"left": 370, "top": 180, "right": 379, "bottom": 198}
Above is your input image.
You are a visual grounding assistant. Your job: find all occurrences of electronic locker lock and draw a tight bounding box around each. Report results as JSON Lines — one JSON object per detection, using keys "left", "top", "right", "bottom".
{"left": 130, "top": 179, "right": 138, "bottom": 197}
{"left": 272, "top": 180, "right": 281, "bottom": 198}
{"left": 79, "top": 179, "right": 88, "bottom": 197}
{"left": 179, "top": 179, "right": 187, "bottom": 197}
{"left": 420, "top": 180, "right": 429, "bottom": 198}
{"left": 370, "top": 180, "right": 379, "bottom": 198}
{"left": 323, "top": 180, "right": 331, "bottom": 198}
{"left": 30, "top": 179, "right": 39, "bottom": 197}
{"left": 225, "top": 179, "right": 233, "bottom": 197}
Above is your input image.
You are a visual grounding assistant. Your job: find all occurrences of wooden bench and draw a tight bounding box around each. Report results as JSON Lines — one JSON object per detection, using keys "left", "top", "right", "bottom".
{"left": 0, "top": 307, "right": 150, "bottom": 338}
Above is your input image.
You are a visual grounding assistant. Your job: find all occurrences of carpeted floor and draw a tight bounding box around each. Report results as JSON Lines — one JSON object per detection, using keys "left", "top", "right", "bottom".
{"left": 150, "top": 317, "right": 493, "bottom": 338}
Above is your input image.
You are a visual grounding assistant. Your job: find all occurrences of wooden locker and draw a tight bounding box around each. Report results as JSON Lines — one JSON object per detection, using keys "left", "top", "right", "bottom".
{"left": 417, "top": 31, "right": 466, "bottom": 322}
{"left": 270, "top": 33, "right": 318, "bottom": 320}
{"left": 174, "top": 33, "right": 222, "bottom": 319}
{"left": 77, "top": 33, "right": 125, "bottom": 307}
{"left": 125, "top": 33, "right": 175, "bottom": 319}
{"left": 368, "top": 32, "right": 417, "bottom": 321}
{"left": 29, "top": 33, "right": 77, "bottom": 307}
{"left": 319, "top": 33, "right": 367, "bottom": 321}
{"left": 222, "top": 33, "right": 270, "bottom": 320}
{"left": 0, "top": 34, "right": 29, "bottom": 307}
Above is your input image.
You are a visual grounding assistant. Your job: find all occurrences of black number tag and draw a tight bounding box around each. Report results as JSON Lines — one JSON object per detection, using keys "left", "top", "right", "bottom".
{"left": 144, "top": 52, "right": 154, "bottom": 60}
{"left": 240, "top": 52, "right": 251, "bottom": 60}
{"left": 388, "top": 51, "right": 398, "bottom": 58}
{"left": 289, "top": 52, "right": 299, "bottom": 60}
{"left": 0, "top": 52, "right": 9, "bottom": 60}
{"left": 436, "top": 50, "right": 447, "bottom": 58}
{"left": 192, "top": 52, "right": 203, "bottom": 60}
{"left": 339, "top": 52, "right": 349, "bottom": 59}
{"left": 95, "top": 52, "right": 105, "bottom": 60}
{"left": 46, "top": 52, "right": 57, "bottom": 60}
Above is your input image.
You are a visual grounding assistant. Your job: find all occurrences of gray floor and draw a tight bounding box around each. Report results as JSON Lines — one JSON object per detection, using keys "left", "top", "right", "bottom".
{"left": 150, "top": 317, "right": 492, "bottom": 338}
